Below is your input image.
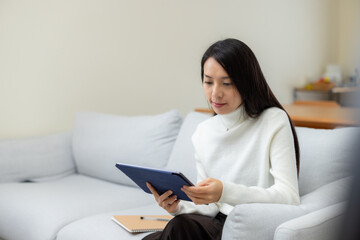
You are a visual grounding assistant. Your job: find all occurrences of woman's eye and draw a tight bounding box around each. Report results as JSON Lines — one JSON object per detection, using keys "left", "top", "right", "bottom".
{"left": 204, "top": 81, "right": 213, "bottom": 85}
{"left": 223, "top": 82, "right": 233, "bottom": 86}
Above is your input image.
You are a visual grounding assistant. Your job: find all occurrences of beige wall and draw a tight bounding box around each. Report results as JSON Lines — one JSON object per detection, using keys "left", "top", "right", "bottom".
{"left": 0, "top": 0, "right": 358, "bottom": 139}
{"left": 338, "top": 0, "right": 360, "bottom": 76}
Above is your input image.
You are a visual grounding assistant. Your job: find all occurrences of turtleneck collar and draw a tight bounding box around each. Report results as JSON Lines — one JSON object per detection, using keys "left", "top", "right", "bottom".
{"left": 216, "top": 104, "right": 246, "bottom": 131}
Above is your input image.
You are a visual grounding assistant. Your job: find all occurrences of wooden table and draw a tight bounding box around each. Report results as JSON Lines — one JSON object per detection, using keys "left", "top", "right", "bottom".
{"left": 283, "top": 104, "right": 360, "bottom": 129}
{"left": 195, "top": 103, "right": 360, "bottom": 129}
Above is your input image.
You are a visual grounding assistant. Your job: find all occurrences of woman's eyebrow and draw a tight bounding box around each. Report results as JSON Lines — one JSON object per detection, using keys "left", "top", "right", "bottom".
{"left": 204, "top": 74, "right": 230, "bottom": 80}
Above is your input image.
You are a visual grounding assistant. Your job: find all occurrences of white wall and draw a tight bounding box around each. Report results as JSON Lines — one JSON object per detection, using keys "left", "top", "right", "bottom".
{"left": 217, "top": 0, "right": 340, "bottom": 101}
{"left": 0, "top": 0, "right": 357, "bottom": 139}
{"left": 338, "top": 0, "right": 360, "bottom": 77}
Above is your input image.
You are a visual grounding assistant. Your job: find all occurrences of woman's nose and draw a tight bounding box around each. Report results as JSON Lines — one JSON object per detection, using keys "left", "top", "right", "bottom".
{"left": 212, "top": 84, "right": 223, "bottom": 99}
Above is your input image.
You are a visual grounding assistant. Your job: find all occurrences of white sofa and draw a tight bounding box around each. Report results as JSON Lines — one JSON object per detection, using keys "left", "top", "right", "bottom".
{"left": 0, "top": 110, "right": 357, "bottom": 240}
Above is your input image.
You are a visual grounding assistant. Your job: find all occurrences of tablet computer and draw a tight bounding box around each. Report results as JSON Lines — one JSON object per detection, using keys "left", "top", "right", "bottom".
{"left": 115, "top": 163, "right": 194, "bottom": 202}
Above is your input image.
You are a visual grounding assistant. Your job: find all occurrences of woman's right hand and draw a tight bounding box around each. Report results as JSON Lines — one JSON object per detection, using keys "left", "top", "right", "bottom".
{"left": 146, "top": 182, "right": 180, "bottom": 214}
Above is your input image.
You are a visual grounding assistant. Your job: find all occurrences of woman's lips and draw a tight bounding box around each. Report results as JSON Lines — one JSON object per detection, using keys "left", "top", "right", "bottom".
{"left": 212, "top": 102, "right": 226, "bottom": 108}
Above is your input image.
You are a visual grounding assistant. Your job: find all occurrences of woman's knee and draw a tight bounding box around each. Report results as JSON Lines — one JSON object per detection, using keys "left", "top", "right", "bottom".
{"left": 166, "top": 214, "right": 194, "bottom": 231}
{"left": 162, "top": 214, "right": 205, "bottom": 238}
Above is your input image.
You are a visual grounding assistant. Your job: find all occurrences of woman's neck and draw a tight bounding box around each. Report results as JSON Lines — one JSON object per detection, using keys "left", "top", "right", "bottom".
{"left": 217, "top": 105, "right": 246, "bottom": 131}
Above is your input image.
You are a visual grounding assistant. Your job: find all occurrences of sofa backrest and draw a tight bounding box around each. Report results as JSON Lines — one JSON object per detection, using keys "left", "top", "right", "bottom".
{"left": 166, "top": 111, "right": 211, "bottom": 183}
{"left": 296, "top": 126, "right": 359, "bottom": 196}
{"left": 166, "top": 112, "right": 359, "bottom": 197}
{"left": 0, "top": 132, "right": 75, "bottom": 183}
{"left": 72, "top": 110, "right": 182, "bottom": 187}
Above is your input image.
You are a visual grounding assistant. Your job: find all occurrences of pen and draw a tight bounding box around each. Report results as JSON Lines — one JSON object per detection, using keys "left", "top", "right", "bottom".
{"left": 140, "top": 216, "right": 171, "bottom": 222}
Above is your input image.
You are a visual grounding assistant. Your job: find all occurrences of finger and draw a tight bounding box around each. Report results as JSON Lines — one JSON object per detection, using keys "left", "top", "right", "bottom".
{"left": 196, "top": 178, "right": 212, "bottom": 186}
{"left": 168, "top": 195, "right": 178, "bottom": 205}
{"left": 161, "top": 194, "right": 178, "bottom": 207}
{"left": 158, "top": 190, "right": 173, "bottom": 203}
{"left": 186, "top": 195, "right": 208, "bottom": 205}
{"left": 160, "top": 194, "right": 177, "bottom": 209}
{"left": 171, "top": 198, "right": 180, "bottom": 207}
{"left": 185, "top": 192, "right": 208, "bottom": 203}
{"left": 146, "top": 182, "right": 160, "bottom": 198}
{"left": 167, "top": 199, "right": 180, "bottom": 213}
{"left": 183, "top": 187, "right": 214, "bottom": 204}
{"left": 182, "top": 189, "right": 207, "bottom": 201}
{"left": 182, "top": 185, "right": 209, "bottom": 195}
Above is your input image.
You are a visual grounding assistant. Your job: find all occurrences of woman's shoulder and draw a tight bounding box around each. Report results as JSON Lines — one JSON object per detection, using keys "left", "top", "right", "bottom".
{"left": 261, "top": 107, "right": 288, "bottom": 120}
{"left": 191, "top": 115, "right": 217, "bottom": 144}
{"left": 197, "top": 114, "right": 218, "bottom": 130}
{"left": 257, "top": 107, "right": 290, "bottom": 129}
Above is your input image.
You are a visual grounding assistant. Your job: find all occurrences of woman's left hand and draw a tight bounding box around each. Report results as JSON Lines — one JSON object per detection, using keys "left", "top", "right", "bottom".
{"left": 181, "top": 178, "right": 223, "bottom": 205}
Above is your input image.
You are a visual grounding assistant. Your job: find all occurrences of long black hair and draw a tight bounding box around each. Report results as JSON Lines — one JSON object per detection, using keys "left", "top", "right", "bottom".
{"left": 201, "top": 38, "right": 300, "bottom": 175}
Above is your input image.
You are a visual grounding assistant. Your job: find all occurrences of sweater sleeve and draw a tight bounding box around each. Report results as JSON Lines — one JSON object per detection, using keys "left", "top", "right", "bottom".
{"left": 219, "top": 112, "right": 300, "bottom": 206}
{"left": 171, "top": 127, "right": 220, "bottom": 217}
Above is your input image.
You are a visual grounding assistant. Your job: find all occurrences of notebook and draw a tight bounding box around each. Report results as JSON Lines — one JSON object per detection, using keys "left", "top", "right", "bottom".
{"left": 112, "top": 215, "right": 173, "bottom": 233}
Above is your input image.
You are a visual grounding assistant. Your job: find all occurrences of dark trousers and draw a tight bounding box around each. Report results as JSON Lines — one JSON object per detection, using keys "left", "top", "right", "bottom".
{"left": 142, "top": 212, "right": 227, "bottom": 240}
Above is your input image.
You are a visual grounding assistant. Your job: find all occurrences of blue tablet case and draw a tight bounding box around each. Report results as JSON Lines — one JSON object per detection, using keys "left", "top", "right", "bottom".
{"left": 115, "top": 163, "right": 194, "bottom": 202}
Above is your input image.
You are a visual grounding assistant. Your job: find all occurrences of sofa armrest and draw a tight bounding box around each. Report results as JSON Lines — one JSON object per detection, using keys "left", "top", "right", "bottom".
{"left": 222, "top": 203, "right": 307, "bottom": 240}
{"left": 221, "top": 177, "right": 351, "bottom": 240}
{"left": 300, "top": 176, "right": 351, "bottom": 210}
{"left": 274, "top": 202, "right": 346, "bottom": 240}
{"left": 0, "top": 132, "right": 75, "bottom": 183}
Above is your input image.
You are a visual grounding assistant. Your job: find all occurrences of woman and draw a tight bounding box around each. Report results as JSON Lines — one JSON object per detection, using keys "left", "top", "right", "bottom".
{"left": 144, "top": 38, "right": 300, "bottom": 240}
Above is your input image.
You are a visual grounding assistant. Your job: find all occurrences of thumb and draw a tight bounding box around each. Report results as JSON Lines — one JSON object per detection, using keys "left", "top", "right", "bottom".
{"left": 196, "top": 178, "right": 212, "bottom": 187}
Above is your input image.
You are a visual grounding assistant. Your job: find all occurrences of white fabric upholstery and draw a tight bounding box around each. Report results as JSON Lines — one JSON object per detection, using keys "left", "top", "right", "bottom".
{"left": 300, "top": 177, "right": 351, "bottom": 207}
{"left": 166, "top": 111, "right": 211, "bottom": 183}
{"left": 0, "top": 132, "right": 75, "bottom": 183}
{"left": 72, "top": 110, "right": 182, "bottom": 186}
{"left": 296, "top": 127, "right": 358, "bottom": 195}
{"left": 57, "top": 204, "right": 167, "bottom": 240}
{"left": 0, "top": 111, "right": 357, "bottom": 240}
{"left": 222, "top": 202, "right": 307, "bottom": 240}
{"left": 222, "top": 175, "right": 352, "bottom": 240}
{"left": 274, "top": 202, "right": 346, "bottom": 240}
{"left": 0, "top": 174, "right": 154, "bottom": 240}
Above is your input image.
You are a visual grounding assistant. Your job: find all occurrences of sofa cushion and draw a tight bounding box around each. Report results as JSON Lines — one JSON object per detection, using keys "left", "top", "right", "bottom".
{"left": 0, "top": 132, "right": 75, "bottom": 183}
{"left": 0, "top": 174, "right": 154, "bottom": 240}
{"left": 296, "top": 127, "right": 359, "bottom": 196}
{"left": 166, "top": 111, "right": 211, "bottom": 183}
{"left": 56, "top": 204, "right": 167, "bottom": 240}
{"left": 72, "top": 110, "right": 182, "bottom": 186}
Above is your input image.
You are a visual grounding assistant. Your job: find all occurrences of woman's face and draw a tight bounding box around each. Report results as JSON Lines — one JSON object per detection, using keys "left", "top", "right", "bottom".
{"left": 203, "top": 57, "right": 242, "bottom": 115}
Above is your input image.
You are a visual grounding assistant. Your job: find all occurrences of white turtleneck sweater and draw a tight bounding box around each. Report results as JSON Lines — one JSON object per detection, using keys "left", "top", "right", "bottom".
{"left": 173, "top": 105, "right": 300, "bottom": 217}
